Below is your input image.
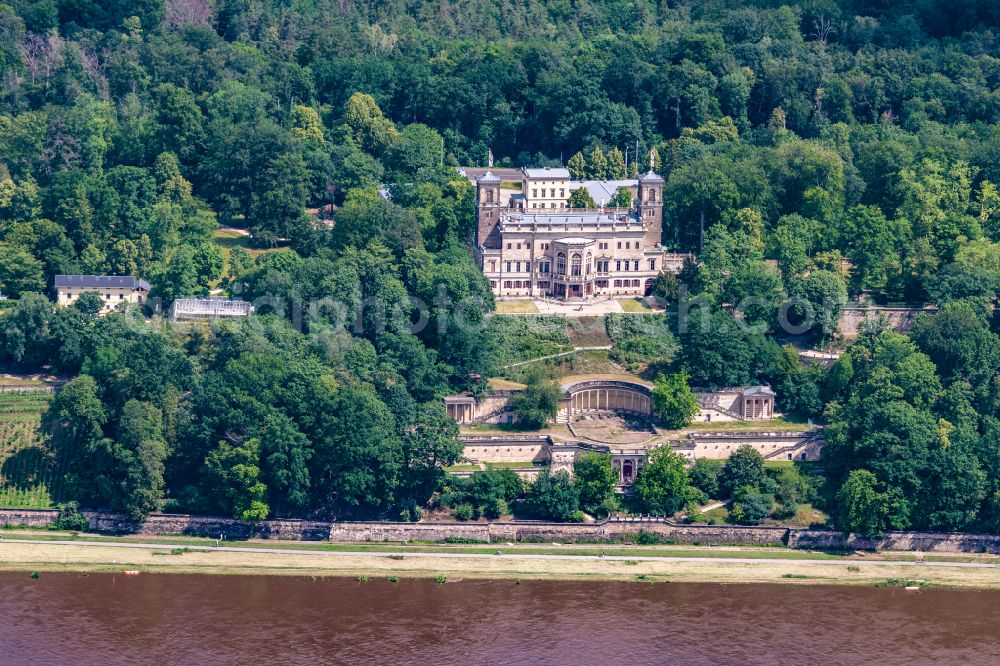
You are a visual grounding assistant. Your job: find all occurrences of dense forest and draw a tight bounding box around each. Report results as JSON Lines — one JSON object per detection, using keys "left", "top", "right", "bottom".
{"left": 0, "top": 0, "right": 999, "bottom": 532}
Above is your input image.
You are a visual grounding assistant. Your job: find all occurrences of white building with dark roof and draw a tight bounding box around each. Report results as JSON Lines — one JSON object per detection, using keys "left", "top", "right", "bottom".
{"left": 54, "top": 275, "right": 150, "bottom": 313}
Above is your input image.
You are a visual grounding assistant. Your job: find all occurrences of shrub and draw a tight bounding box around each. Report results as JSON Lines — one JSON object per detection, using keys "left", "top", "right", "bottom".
{"left": 688, "top": 459, "right": 722, "bottom": 498}
{"left": 730, "top": 487, "right": 772, "bottom": 525}
{"left": 484, "top": 498, "right": 508, "bottom": 519}
{"left": 50, "top": 502, "right": 89, "bottom": 532}
{"left": 720, "top": 445, "right": 765, "bottom": 496}
{"left": 453, "top": 504, "right": 475, "bottom": 521}
{"left": 524, "top": 470, "right": 579, "bottom": 521}
{"left": 636, "top": 529, "right": 667, "bottom": 545}
{"left": 570, "top": 510, "right": 586, "bottom": 523}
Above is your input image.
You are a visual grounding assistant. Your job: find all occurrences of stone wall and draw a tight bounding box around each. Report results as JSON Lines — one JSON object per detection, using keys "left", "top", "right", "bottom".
{"left": 8, "top": 508, "right": 1000, "bottom": 554}
{"left": 838, "top": 306, "right": 936, "bottom": 337}
{"left": 462, "top": 441, "right": 548, "bottom": 465}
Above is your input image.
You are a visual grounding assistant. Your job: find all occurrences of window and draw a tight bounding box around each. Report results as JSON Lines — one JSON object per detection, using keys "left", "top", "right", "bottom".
{"left": 516, "top": 243, "right": 521, "bottom": 250}
{"left": 504, "top": 281, "right": 512, "bottom": 288}
{"left": 625, "top": 242, "right": 631, "bottom": 249}
{"left": 488, "top": 260, "right": 496, "bottom": 272}
{"left": 538, "top": 281, "right": 550, "bottom": 289}
{"left": 649, "top": 259, "right": 656, "bottom": 271}
{"left": 571, "top": 253, "right": 582, "bottom": 276}
{"left": 556, "top": 252, "right": 566, "bottom": 275}
{"left": 599, "top": 242, "right": 608, "bottom": 250}
{"left": 559, "top": 189, "right": 564, "bottom": 197}
{"left": 506, "top": 243, "right": 512, "bottom": 250}
{"left": 616, "top": 260, "right": 621, "bottom": 272}
{"left": 515, "top": 261, "right": 522, "bottom": 273}
{"left": 539, "top": 262, "right": 551, "bottom": 274}
{"left": 105, "top": 293, "right": 111, "bottom": 300}
{"left": 119, "top": 294, "right": 124, "bottom": 300}
{"left": 585, "top": 253, "right": 592, "bottom": 275}
{"left": 614, "top": 280, "right": 622, "bottom": 287}
{"left": 634, "top": 260, "right": 640, "bottom": 271}
{"left": 486, "top": 189, "right": 494, "bottom": 204}
{"left": 617, "top": 242, "right": 622, "bottom": 249}
{"left": 532, "top": 203, "right": 537, "bottom": 208}
{"left": 532, "top": 189, "right": 537, "bottom": 197}
{"left": 506, "top": 261, "right": 512, "bottom": 272}
{"left": 490, "top": 280, "right": 497, "bottom": 288}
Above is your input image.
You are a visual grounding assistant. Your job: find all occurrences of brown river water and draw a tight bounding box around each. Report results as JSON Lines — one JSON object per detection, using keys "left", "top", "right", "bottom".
{"left": 1, "top": 574, "right": 999, "bottom": 665}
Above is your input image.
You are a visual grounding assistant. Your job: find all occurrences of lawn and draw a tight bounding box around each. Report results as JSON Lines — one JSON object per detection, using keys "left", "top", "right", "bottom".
{"left": 684, "top": 418, "right": 817, "bottom": 433}
{"left": 617, "top": 298, "right": 652, "bottom": 312}
{"left": 494, "top": 300, "right": 540, "bottom": 314}
{"left": 0, "top": 377, "right": 44, "bottom": 387}
{"left": 212, "top": 228, "right": 279, "bottom": 289}
{"left": 488, "top": 377, "right": 527, "bottom": 391}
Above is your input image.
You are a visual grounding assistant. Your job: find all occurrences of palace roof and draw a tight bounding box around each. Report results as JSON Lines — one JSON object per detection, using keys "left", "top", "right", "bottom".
{"left": 522, "top": 167, "right": 571, "bottom": 179}
{"left": 499, "top": 210, "right": 640, "bottom": 226}
{"left": 54, "top": 275, "right": 151, "bottom": 291}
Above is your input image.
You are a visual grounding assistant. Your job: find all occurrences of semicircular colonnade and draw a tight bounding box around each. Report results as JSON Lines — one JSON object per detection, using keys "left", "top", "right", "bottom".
{"left": 561, "top": 379, "right": 653, "bottom": 421}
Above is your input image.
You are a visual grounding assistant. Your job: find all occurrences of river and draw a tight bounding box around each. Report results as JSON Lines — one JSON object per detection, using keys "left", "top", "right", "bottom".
{"left": 1, "top": 573, "right": 998, "bottom": 664}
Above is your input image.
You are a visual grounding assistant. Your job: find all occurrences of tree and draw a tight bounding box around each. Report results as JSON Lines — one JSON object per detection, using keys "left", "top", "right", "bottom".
{"left": 688, "top": 458, "right": 722, "bottom": 498}
{"left": 204, "top": 438, "right": 270, "bottom": 522}
{"left": 606, "top": 147, "right": 626, "bottom": 179}
{"left": 835, "top": 469, "right": 889, "bottom": 537}
{"left": 791, "top": 270, "right": 848, "bottom": 340}
{"left": 509, "top": 369, "right": 561, "bottom": 428}
{"left": 567, "top": 151, "right": 587, "bottom": 180}
{"left": 730, "top": 486, "right": 772, "bottom": 525}
{"left": 343, "top": 92, "right": 398, "bottom": 156}
{"left": 574, "top": 452, "right": 616, "bottom": 515}
{"left": 567, "top": 187, "right": 597, "bottom": 209}
{"left": 524, "top": 470, "right": 579, "bottom": 521}
{"left": 290, "top": 105, "right": 325, "bottom": 145}
{"left": 609, "top": 186, "right": 632, "bottom": 208}
{"left": 0, "top": 293, "right": 56, "bottom": 368}
{"left": 720, "top": 445, "right": 765, "bottom": 497}
{"left": 388, "top": 124, "right": 444, "bottom": 177}
{"left": 633, "top": 446, "right": 691, "bottom": 515}
{"left": 469, "top": 468, "right": 522, "bottom": 518}
{"left": 651, "top": 370, "right": 700, "bottom": 429}
{"left": 587, "top": 146, "right": 608, "bottom": 180}
{"left": 0, "top": 245, "right": 45, "bottom": 298}
{"left": 115, "top": 399, "right": 168, "bottom": 521}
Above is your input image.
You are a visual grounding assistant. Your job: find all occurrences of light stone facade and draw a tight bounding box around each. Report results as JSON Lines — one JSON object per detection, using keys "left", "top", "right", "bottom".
{"left": 444, "top": 379, "right": 777, "bottom": 426}
{"left": 475, "top": 160, "right": 688, "bottom": 300}
{"left": 54, "top": 275, "right": 150, "bottom": 314}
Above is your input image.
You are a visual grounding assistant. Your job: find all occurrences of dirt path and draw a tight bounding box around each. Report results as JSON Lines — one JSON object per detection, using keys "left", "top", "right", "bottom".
{"left": 2, "top": 538, "right": 999, "bottom": 588}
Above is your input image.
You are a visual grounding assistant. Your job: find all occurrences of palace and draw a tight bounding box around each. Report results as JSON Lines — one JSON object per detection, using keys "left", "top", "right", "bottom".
{"left": 473, "top": 156, "right": 688, "bottom": 300}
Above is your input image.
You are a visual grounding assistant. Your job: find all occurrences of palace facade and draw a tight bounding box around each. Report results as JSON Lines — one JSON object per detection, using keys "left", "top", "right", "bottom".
{"left": 473, "top": 161, "right": 687, "bottom": 300}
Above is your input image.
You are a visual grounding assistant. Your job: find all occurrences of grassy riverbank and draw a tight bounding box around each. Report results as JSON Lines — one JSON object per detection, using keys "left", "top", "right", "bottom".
{"left": 1, "top": 532, "right": 999, "bottom": 589}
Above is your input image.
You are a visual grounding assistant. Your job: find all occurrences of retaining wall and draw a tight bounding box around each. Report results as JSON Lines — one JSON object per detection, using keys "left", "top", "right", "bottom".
{"left": 6, "top": 508, "right": 1000, "bottom": 554}
{"left": 838, "top": 306, "right": 936, "bottom": 337}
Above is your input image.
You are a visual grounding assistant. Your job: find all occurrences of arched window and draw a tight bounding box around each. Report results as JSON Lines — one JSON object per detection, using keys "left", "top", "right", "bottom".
{"left": 486, "top": 188, "right": 494, "bottom": 204}
{"left": 571, "top": 253, "right": 582, "bottom": 277}
{"left": 556, "top": 252, "right": 566, "bottom": 275}
{"left": 585, "top": 252, "right": 593, "bottom": 275}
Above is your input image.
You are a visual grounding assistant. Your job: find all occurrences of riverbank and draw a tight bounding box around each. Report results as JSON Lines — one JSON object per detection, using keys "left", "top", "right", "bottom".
{"left": 3, "top": 534, "right": 1000, "bottom": 589}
